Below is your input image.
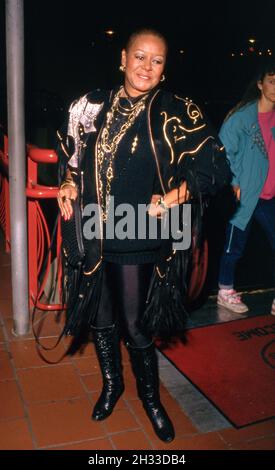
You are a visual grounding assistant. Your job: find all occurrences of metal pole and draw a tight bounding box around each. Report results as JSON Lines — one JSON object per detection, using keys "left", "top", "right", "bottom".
{"left": 6, "top": 0, "right": 29, "bottom": 335}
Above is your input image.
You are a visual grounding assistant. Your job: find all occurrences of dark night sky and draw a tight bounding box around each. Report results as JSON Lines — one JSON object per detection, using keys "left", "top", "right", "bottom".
{"left": 1, "top": 1, "right": 274, "bottom": 286}
{"left": 1, "top": 0, "right": 275, "bottom": 128}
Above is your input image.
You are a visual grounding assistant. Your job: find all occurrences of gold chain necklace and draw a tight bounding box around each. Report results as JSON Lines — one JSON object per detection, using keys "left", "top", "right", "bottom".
{"left": 97, "top": 87, "right": 148, "bottom": 222}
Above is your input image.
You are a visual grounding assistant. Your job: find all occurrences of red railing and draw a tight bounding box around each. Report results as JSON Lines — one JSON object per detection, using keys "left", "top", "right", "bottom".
{"left": 26, "top": 146, "right": 63, "bottom": 310}
{"left": 0, "top": 134, "right": 11, "bottom": 253}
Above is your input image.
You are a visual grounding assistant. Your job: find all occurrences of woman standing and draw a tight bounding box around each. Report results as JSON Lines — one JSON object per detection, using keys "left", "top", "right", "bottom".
{"left": 217, "top": 62, "right": 275, "bottom": 315}
{"left": 57, "top": 28, "right": 231, "bottom": 443}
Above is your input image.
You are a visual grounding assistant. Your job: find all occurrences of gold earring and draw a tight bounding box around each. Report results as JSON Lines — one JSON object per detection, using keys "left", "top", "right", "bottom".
{"left": 160, "top": 74, "right": 166, "bottom": 82}
{"left": 119, "top": 65, "right": 126, "bottom": 72}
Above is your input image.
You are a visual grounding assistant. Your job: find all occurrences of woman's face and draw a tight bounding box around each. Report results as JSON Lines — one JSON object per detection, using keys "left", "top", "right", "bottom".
{"left": 258, "top": 74, "right": 275, "bottom": 105}
{"left": 121, "top": 34, "right": 166, "bottom": 97}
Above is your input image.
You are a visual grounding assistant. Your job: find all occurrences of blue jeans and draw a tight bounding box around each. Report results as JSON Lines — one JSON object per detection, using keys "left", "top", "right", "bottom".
{"left": 218, "top": 197, "right": 275, "bottom": 289}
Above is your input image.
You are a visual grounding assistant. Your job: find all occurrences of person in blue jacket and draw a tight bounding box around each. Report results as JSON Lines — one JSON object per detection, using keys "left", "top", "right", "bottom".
{"left": 217, "top": 61, "right": 275, "bottom": 315}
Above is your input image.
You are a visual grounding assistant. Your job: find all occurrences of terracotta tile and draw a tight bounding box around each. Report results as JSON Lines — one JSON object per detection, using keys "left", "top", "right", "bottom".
{"left": 167, "top": 410, "right": 197, "bottom": 438}
{"left": 0, "top": 263, "right": 11, "bottom": 276}
{"left": 0, "top": 380, "right": 25, "bottom": 419}
{"left": 9, "top": 338, "right": 71, "bottom": 369}
{"left": 62, "top": 337, "right": 96, "bottom": 358}
{"left": 0, "top": 235, "right": 5, "bottom": 249}
{"left": 0, "top": 280, "right": 12, "bottom": 293}
{"left": 160, "top": 390, "right": 192, "bottom": 415}
{"left": 0, "top": 285, "right": 12, "bottom": 302}
{"left": 0, "top": 325, "right": 6, "bottom": 342}
{"left": 54, "top": 438, "right": 113, "bottom": 450}
{"left": 112, "top": 430, "right": 153, "bottom": 450}
{"left": 126, "top": 399, "right": 155, "bottom": 438}
{"left": 233, "top": 436, "right": 275, "bottom": 450}
{"left": 0, "top": 286, "right": 12, "bottom": 301}
{"left": 152, "top": 436, "right": 193, "bottom": 451}
{"left": 0, "top": 267, "right": 12, "bottom": 299}
{"left": 0, "top": 299, "right": 13, "bottom": 318}
{"left": 121, "top": 344, "right": 130, "bottom": 365}
{"left": 0, "top": 265, "right": 11, "bottom": 282}
{"left": 104, "top": 408, "right": 140, "bottom": 434}
{"left": 128, "top": 399, "right": 197, "bottom": 443}
{"left": 0, "top": 250, "right": 11, "bottom": 267}
{"left": 31, "top": 310, "right": 64, "bottom": 337}
{"left": 73, "top": 355, "right": 99, "bottom": 375}
{"left": 128, "top": 400, "right": 197, "bottom": 441}
{"left": 123, "top": 366, "right": 138, "bottom": 401}
{"left": 154, "top": 431, "right": 229, "bottom": 450}
{"left": 4, "top": 317, "right": 34, "bottom": 341}
{"left": 17, "top": 363, "right": 85, "bottom": 402}
{"left": 0, "top": 350, "right": 14, "bottom": 379}
{"left": 123, "top": 363, "right": 135, "bottom": 379}
{"left": 0, "top": 281, "right": 12, "bottom": 294}
{"left": 219, "top": 421, "right": 275, "bottom": 445}
{"left": 0, "top": 418, "right": 34, "bottom": 449}
{"left": 82, "top": 373, "right": 103, "bottom": 393}
{"left": 28, "top": 398, "right": 106, "bottom": 447}
{"left": 4, "top": 312, "right": 63, "bottom": 342}
{"left": 124, "top": 382, "right": 138, "bottom": 401}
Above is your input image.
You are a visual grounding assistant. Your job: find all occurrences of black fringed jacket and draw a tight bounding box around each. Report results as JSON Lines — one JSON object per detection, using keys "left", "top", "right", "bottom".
{"left": 57, "top": 87, "right": 231, "bottom": 277}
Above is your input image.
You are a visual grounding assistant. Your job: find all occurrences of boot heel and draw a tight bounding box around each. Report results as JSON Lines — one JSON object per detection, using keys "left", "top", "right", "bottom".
{"left": 127, "top": 343, "right": 175, "bottom": 442}
{"left": 142, "top": 399, "right": 175, "bottom": 442}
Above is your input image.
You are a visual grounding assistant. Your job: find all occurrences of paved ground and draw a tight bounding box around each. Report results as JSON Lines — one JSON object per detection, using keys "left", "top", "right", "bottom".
{"left": 0, "top": 233, "right": 275, "bottom": 450}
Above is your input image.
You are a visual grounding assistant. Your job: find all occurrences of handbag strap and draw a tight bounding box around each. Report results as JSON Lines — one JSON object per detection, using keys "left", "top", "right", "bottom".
{"left": 31, "top": 214, "right": 70, "bottom": 364}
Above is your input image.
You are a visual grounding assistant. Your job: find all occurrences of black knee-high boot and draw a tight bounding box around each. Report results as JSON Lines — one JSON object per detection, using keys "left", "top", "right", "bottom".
{"left": 128, "top": 343, "right": 175, "bottom": 442}
{"left": 91, "top": 325, "right": 124, "bottom": 421}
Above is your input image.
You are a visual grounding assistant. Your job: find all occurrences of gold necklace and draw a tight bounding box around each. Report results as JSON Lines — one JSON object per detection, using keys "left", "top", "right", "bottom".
{"left": 97, "top": 87, "right": 148, "bottom": 222}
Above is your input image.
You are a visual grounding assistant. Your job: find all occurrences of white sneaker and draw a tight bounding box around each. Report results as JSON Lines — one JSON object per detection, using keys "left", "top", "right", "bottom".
{"left": 217, "top": 289, "right": 249, "bottom": 314}
{"left": 271, "top": 299, "right": 275, "bottom": 316}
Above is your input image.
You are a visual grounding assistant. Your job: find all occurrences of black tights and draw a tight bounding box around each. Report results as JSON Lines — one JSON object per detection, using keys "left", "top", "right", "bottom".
{"left": 93, "top": 262, "right": 154, "bottom": 348}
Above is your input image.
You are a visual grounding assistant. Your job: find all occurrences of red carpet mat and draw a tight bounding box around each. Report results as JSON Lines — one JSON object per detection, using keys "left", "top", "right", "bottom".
{"left": 159, "top": 315, "right": 275, "bottom": 427}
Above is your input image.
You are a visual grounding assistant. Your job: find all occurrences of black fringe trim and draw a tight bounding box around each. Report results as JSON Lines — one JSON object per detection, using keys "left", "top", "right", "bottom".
{"left": 140, "top": 248, "right": 191, "bottom": 341}
{"left": 61, "top": 258, "right": 103, "bottom": 353}
{"left": 140, "top": 201, "right": 204, "bottom": 342}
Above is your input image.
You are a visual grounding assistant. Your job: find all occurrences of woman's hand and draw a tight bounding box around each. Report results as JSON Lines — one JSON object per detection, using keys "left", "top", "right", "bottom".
{"left": 148, "top": 194, "right": 168, "bottom": 218}
{"left": 57, "top": 184, "right": 78, "bottom": 220}
{"left": 232, "top": 185, "right": 241, "bottom": 201}
{"left": 148, "top": 182, "right": 190, "bottom": 218}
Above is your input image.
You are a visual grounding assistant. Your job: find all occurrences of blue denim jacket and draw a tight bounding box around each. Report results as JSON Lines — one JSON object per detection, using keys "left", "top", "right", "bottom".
{"left": 219, "top": 101, "right": 273, "bottom": 230}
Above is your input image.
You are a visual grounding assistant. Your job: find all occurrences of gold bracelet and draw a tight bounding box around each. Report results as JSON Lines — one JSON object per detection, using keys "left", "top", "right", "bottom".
{"left": 60, "top": 180, "right": 77, "bottom": 191}
{"left": 156, "top": 196, "right": 169, "bottom": 211}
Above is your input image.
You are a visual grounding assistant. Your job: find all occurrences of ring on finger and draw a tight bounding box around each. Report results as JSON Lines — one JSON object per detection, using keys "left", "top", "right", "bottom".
{"left": 62, "top": 196, "right": 72, "bottom": 202}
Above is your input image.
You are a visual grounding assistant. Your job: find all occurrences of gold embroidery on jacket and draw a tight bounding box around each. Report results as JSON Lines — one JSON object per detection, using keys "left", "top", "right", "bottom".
{"left": 178, "top": 136, "right": 215, "bottom": 164}
{"left": 61, "top": 142, "right": 70, "bottom": 158}
{"left": 84, "top": 258, "right": 103, "bottom": 276}
{"left": 156, "top": 266, "right": 166, "bottom": 278}
{"left": 175, "top": 95, "right": 203, "bottom": 125}
{"left": 168, "top": 176, "right": 174, "bottom": 189}
{"left": 147, "top": 90, "right": 166, "bottom": 195}
{"left": 161, "top": 111, "right": 207, "bottom": 164}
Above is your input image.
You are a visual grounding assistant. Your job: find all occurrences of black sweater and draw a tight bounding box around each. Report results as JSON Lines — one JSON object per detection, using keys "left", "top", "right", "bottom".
{"left": 103, "top": 98, "right": 162, "bottom": 264}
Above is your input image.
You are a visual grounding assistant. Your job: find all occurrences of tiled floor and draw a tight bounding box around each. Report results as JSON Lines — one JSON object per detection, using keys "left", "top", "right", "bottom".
{"left": 0, "top": 232, "right": 275, "bottom": 450}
